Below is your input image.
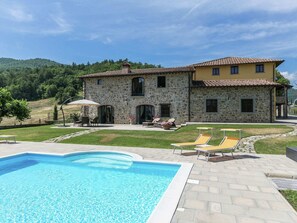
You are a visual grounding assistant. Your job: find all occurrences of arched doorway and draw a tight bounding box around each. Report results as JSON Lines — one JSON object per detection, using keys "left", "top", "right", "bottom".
{"left": 136, "top": 105, "right": 155, "bottom": 124}
{"left": 98, "top": 105, "right": 114, "bottom": 124}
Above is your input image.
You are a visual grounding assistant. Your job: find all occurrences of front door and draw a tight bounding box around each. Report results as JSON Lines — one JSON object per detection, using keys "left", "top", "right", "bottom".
{"left": 98, "top": 105, "right": 114, "bottom": 124}
{"left": 136, "top": 105, "right": 155, "bottom": 124}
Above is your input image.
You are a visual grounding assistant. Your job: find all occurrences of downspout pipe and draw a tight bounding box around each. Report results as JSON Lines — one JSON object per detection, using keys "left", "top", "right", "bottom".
{"left": 188, "top": 72, "right": 192, "bottom": 122}
{"left": 270, "top": 87, "right": 274, "bottom": 123}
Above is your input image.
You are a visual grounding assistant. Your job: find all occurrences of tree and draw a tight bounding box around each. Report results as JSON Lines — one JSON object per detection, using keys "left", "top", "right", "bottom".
{"left": 276, "top": 70, "right": 290, "bottom": 85}
{"left": 0, "top": 88, "right": 31, "bottom": 123}
{"left": 10, "top": 100, "right": 31, "bottom": 122}
{"left": 53, "top": 104, "right": 58, "bottom": 121}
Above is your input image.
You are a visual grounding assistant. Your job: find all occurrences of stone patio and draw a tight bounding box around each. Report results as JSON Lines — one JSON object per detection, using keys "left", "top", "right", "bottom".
{"left": 0, "top": 142, "right": 297, "bottom": 223}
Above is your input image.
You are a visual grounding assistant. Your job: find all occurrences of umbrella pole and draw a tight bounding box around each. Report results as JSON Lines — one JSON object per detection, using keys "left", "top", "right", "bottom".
{"left": 61, "top": 106, "right": 66, "bottom": 127}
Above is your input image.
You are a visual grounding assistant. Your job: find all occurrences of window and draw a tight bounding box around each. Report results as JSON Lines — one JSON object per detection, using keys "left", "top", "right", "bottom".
{"left": 160, "top": 104, "right": 170, "bottom": 117}
{"left": 206, "top": 99, "right": 218, "bottom": 112}
{"left": 132, "top": 77, "right": 144, "bottom": 96}
{"left": 231, "top": 66, "right": 239, "bottom": 74}
{"left": 212, "top": 68, "right": 220, "bottom": 76}
{"left": 256, "top": 64, "right": 264, "bottom": 73}
{"left": 97, "top": 79, "right": 102, "bottom": 85}
{"left": 157, "top": 76, "right": 166, "bottom": 88}
{"left": 241, "top": 99, "right": 254, "bottom": 112}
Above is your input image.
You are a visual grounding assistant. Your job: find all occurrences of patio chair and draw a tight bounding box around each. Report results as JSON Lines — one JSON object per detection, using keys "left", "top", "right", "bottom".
{"left": 195, "top": 136, "right": 240, "bottom": 161}
{"left": 172, "top": 134, "right": 212, "bottom": 154}
{"left": 81, "top": 116, "right": 90, "bottom": 126}
{"left": 90, "top": 117, "right": 99, "bottom": 126}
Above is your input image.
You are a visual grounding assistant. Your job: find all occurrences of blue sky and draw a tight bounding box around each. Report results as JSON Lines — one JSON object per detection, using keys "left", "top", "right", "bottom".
{"left": 0, "top": 0, "right": 296, "bottom": 86}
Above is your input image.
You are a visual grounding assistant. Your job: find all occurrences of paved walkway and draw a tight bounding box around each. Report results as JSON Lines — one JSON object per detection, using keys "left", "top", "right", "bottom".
{"left": 0, "top": 142, "right": 297, "bottom": 223}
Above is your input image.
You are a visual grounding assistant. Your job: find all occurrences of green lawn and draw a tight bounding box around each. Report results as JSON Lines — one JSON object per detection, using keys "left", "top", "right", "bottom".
{"left": 61, "top": 124, "right": 293, "bottom": 149}
{"left": 280, "top": 190, "right": 297, "bottom": 211}
{"left": 254, "top": 136, "right": 297, "bottom": 155}
{"left": 0, "top": 125, "right": 83, "bottom": 142}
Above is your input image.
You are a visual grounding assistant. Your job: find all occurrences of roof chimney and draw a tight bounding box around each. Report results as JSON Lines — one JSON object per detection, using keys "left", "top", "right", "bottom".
{"left": 122, "top": 62, "right": 131, "bottom": 74}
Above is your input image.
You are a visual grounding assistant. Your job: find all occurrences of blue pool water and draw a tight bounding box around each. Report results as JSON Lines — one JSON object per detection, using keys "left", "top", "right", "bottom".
{"left": 0, "top": 152, "right": 180, "bottom": 223}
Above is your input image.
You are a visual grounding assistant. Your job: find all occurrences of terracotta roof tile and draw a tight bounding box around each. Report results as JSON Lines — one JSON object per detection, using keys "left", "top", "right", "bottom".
{"left": 193, "top": 57, "right": 284, "bottom": 67}
{"left": 81, "top": 66, "right": 194, "bottom": 78}
{"left": 192, "top": 79, "right": 280, "bottom": 87}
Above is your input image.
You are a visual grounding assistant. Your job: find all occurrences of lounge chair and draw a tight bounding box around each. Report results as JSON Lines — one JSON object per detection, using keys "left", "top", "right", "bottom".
{"left": 143, "top": 118, "right": 160, "bottom": 127}
{"left": 195, "top": 136, "right": 240, "bottom": 161}
{"left": 172, "top": 134, "right": 212, "bottom": 154}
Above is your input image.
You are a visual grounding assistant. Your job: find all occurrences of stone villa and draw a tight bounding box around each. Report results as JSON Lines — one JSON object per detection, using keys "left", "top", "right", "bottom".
{"left": 81, "top": 57, "right": 289, "bottom": 124}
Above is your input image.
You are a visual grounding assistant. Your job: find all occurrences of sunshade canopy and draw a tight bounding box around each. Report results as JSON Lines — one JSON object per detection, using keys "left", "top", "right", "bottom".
{"left": 68, "top": 99, "right": 100, "bottom": 106}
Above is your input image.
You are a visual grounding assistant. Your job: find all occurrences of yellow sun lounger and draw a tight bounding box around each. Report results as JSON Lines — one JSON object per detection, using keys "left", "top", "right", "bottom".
{"left": 172, "top": 134, "right": 212, "bottom": 154}
{"left": 195, "top": 136, "right": 240, "bottom": 161}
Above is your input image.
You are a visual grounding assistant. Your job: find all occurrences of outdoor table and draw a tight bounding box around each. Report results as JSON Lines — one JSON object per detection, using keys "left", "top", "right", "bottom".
{"left": 220, "top": 128, "right": 242, "bottom": 138}
{"left": 0, "top": 135, "right": 16, "bottom": 143}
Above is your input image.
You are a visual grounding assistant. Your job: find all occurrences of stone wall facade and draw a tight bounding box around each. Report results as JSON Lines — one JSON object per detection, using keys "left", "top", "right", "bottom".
{"left": 84, "top": 73, "right": 191, "bottom": 124}
{"left": 84, "top": 73, "right": 275, "bottom": 124}
{"left": 190, "top": 86, "right": 273, "bottom": 123}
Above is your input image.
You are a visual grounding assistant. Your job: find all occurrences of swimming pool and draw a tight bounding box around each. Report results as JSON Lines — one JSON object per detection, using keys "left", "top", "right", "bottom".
{"left": 0, "top": 151, "right": 190, "bottom": 223}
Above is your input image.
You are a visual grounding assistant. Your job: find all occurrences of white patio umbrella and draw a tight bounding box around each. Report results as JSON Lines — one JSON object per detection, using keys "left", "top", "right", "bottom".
{"left": 68, "top": 99, "right": 100, "bottom": 106}
{"left": 68, "top": 99, "right": 100, "bottom": 117}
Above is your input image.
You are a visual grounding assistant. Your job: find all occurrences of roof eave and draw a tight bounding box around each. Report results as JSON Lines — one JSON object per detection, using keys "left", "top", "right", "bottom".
{"left": 80, "top": 70, "right": 194, "bottom": 79}
{"left": 275, "top": 60, "right": 285, "bottom": 67}
{"left": 193, "top": 60, "right": 285, "bottom": 68}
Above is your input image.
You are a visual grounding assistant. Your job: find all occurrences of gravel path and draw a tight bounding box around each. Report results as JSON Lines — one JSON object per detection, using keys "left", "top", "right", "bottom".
{"left": 43, "top": 128, "right": 99, "bottom": 143}
{"left": 239, "top": 124, "right": 297, "bottom": 153}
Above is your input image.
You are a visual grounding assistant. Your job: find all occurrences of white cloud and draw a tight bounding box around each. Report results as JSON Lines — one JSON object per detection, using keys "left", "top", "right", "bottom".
{"left": 8, "top": 7, "right": 33, "bottom": 22}
{"left": 0, "top": 2, "right": 34, "bottom": 22}
{"left": 141, "top": 0, "right": 297, "bottom": 17}
{"left": 43, "top": 15, "right": 72, "bottom": 34}
{"left": 281, "top": 71, "right": 297, "bottom": 87}
{"left": 103, "top": 37, "right": 112, "bottom": 44}
{"left": 234, "top": 0, "right": 297, "bottom": 12}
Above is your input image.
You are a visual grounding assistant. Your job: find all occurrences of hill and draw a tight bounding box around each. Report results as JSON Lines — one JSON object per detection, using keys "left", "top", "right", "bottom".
{"left": 0, "top": 58, "right": 160, "bottom": 103}
{"left": 0, "top": 57, "right": 61, "bottom": 69}
{"left": 288, "top": 88, "right": 297, "bottom": 104}
{"left": 0, "top": 98, "right": 80, "bottom": 126}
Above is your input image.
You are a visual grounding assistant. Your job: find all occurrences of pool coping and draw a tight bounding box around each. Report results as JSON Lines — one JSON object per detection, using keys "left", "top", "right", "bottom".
{"left": 145, "top": 159, "right": 193, "bottom": 223}
{"left": 0, "top": 150, "right": 193, "bottom": 223}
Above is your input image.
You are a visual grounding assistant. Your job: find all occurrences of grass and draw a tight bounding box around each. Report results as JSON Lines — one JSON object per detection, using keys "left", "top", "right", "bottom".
{"left": 61, "top": 124, "right": 293, "bottom": 149}
{"left": 254, "top": 136, "right": 297, "bottom": 155}
{"left": 0, "top": 125, "right": 83, "bottom": 142}
{"left": 0, "top": 98, "right": 80, "bottom": 126}
{"left": 280, "top": 190, "right": 297, "bottom": 211}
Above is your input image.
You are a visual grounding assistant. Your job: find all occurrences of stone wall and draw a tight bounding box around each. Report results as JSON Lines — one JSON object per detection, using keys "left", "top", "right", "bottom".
{"left": 190, "top": 86, "right": 273, "bottom": 122}
{"left": 84, "top": 73, "right": 191, "bottom": 124}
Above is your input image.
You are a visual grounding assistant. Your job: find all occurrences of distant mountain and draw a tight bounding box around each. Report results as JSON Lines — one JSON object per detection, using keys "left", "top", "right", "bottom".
{"left": 0, "top": 57, "right": 61, "bottom": 69}
{"left": 288, "top": 88, "right": 297, "bottom": 104}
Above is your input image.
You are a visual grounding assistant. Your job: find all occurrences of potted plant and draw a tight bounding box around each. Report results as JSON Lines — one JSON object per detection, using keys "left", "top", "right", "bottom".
{"left": 128, "top": 114, "right": 136, "bottom": 125}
